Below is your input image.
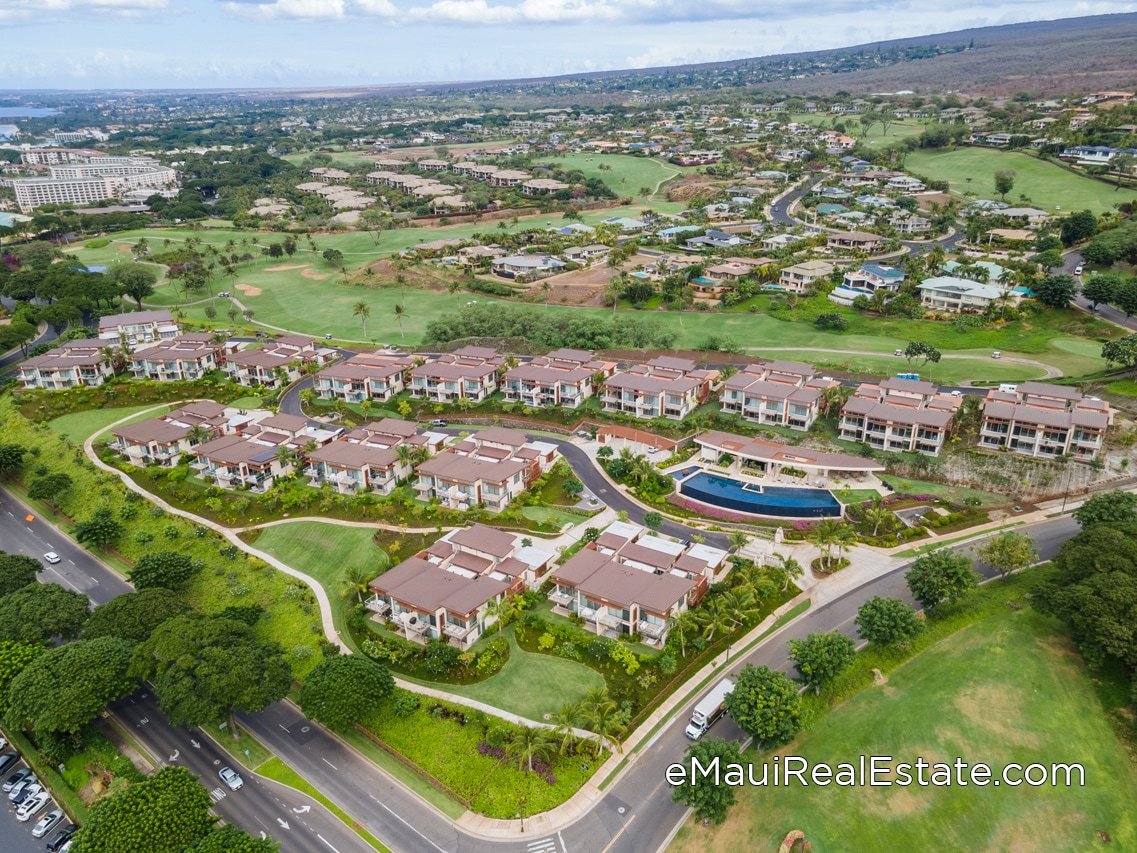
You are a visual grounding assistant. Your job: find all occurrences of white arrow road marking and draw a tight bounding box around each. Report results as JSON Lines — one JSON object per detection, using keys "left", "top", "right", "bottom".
{"left": 259, "top": 832, "right": 268, "bottom": 840}
{"left": 169, "top": 750, "right": 179, "bottom": 761}
{"left": 292, "top": 805, "right": 311, "bottom": 814}
{"left": 276, "top": 818, "right": 290, "bottom": 830}
{"left": 190, "top": 739, "right": 201, "bottom": 749}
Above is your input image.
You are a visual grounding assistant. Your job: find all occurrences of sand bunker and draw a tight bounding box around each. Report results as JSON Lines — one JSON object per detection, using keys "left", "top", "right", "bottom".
{"left": 116, "top": 243, "right": 133, "bottom": 253}
{"left": 235, "top": 283, "right": 262, "bottom": 296}
{"left": 300, "top": 268, "right": 328, "bottom": 281}
{"left": 264, "top": 263, "right": 308, "bottom": 272}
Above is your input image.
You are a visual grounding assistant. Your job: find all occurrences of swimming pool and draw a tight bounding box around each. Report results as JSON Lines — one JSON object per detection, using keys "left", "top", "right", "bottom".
{"left": 679, "top": 472, "right": 841, "bottom": 518}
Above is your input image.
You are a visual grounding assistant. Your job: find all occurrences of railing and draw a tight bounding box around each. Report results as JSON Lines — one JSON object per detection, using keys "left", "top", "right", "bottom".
{"left": 549, "top": 591, "right": 573, "bottom": 607}
{"left": 443, "top": 621, "right": 474, "bottom": 639}
{"left": 639, "top": 621, "right": 668, "bottom": 639}
{"left": 364, "top": 595, "right": 390, "bottom": 615}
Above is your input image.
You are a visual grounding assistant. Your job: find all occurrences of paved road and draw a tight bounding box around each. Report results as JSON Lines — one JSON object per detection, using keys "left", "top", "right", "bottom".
{"left": 110, "top": 691, "right": 365, "bottom": 853}
{"left": 0, "top": 322, "right": 59, "bottom": 373}
{"left": 0, "top": 492, "right": 132, "bottom": 605}
{"left": 0, "top": 478, "right": 1087, "bottom": 853}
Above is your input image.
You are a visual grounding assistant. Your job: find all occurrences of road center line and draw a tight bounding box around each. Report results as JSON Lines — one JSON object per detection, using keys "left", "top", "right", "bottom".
{"left": 321, "top": 757, "right": 337, "bottom": 770}
{"left": 317, "top": 835, "right": 343, "bottom": 853}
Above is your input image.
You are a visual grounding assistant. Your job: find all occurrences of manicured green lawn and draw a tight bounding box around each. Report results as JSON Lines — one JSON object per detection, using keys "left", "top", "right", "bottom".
{"left": 879, "top": 476, "right": 1009, "bottom": 507}
{"left": 671, "top": 608, "right": 1137, "bottom": 852}
{"left": 532, "top": 153, "right": 688, "bottom": 203}
{"left": 419, "top": 628, "right": 605, "bottom": 721}
{"left": 906, "top": 147, "right": 1137, "bottom": 214}
{"left": 831, "top": 488, "right": 880, "bottom": 505}
{"left": 228, "top": 395, "right": 263, "bottom": 409}
{"left": 519, "top": 506, "right": 585, "bottom": 528}
{"left": 48, "top": 403, "right": 171, "bottom": 445}
{"left": 245, "top": 521, "right": 391, "bottom": 643}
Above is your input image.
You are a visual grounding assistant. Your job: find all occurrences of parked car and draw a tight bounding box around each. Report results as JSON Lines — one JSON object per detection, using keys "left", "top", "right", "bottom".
{"left": 217, "top": 291, "right": 231, "bottom": 297}
{"left": 323, "top": 333, "right": 333, "bottom": 340}
{"left": 47, "top": 824, "right": 77, "bottom": 852}
{"left": 575, "top": 430, "right": 592, "bottom": 439}
{"left": 11, "top": 779, "right": 42, "bottom": 805}
{"left": 0, "top": 752, "right": 18, "bottom": 774}
{"left": 1074, "top": 264, "right": 1084, "bottom": 275}
{"left": 42, "top": 552, "right": 61, "bottom": 564}
{"left": 3, "top": 766, "right": 31, "bottom": 792}
{"left": 219, "top": 766, "right": 243, "bottom": 791}
{"left": 3, "top": 768, "right": 30, "bottom": 796}
{"left": 429, "top": 419, "right": 448, "bottom": 428}
{"left": 16, "top": 790, "right": 50, "bottom": 821}
{"left": 0, "top": 735, "right": 7, "bottom": 751}
{"left": 32, "top": 808, "right": 63, "bottom": 838}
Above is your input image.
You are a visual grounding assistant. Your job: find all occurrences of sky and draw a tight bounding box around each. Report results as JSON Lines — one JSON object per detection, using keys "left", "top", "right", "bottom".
{"left": 1, "top": 0, "right": 1136, "bottom": 90}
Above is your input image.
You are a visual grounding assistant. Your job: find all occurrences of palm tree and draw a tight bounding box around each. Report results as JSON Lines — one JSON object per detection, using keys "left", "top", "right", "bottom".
{"left": 395, "top": 443, "right": 415, "bottom": 472}
{"left": 506, "top": 726, "right": 557, "bottom": 773}
{"left": 352, "top": 301, "right": 370, "bottom": 338}
{"left": 863, "top": 497, "right": 893, "bottom": 537}
{"left": 670, "top": 610, "right": 699, "bottom": 658}
{"left": 697, "top": 596, "right": 735, "bottom": 642}
{"left": 340, "top": 564, "right": 373, "bottom": 603}
{"left": 808, "top": 518, "right": 842, "bottom": 570}
{"left": 727, "top": 530, "right": 749, "bottom": 553}
{"left": 549, "top": 703, "right": 584, "bottom": 756}
{"left": 832, "top": 521, "right": 857, "bottom": 566}
{"left": 770, "top": 552, "right": 804, "bottom": 592}
{"left": 393, "top": 303, "right": 406, "bottom": 338}
{"left": 579, "top": 688, "right": 623, "bottom": 757}
{"left": 186, "top": 425, "right": 210, "bottom": 447}
{"left": 541, "top": 280, "right": 552, "bottom": 310}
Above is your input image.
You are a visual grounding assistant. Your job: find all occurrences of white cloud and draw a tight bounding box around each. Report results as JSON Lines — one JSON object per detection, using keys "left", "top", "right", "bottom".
{"left": 219, "top": 0, "right": 397, "bottom": 19}
{"left": 0, "top": 0, "right": 167, "bottom": 24}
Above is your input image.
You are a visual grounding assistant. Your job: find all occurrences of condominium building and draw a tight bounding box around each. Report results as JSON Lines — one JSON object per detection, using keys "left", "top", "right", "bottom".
{"left": 366, "top": 524, "right": 556, "bottom": 648}
{"left": 304, "top": 417, "right": 446, "bottom": 495}
{"left": 313, "top": 352, "right": 413, "bottom": 404}
{"left": 720, "top": 360, "right": 839, "bottom": 431}
{"left": 18, "top": 339, "right": 115, "bottom": 389}
{"left": 838, "top": 377, "right": 962, "bottom": 456}
{"left": 979, "top": 382, "right": 1112, "bottom": 461}
{"left": 129, "top": 333, "right": 230, "bottom": 382}
{"left": 826, "top": 230, "right": 885, "bottom": 253}
{"left": 502, "top": 348, "right": 615, "bottom": 409}
{"left": 223, "top": 336, "right": 335, "bottom": 388}
{"left": 548, "top": 521, "right": 728, "bottom": 646}
{"left": 108, "top": 401, "right": 231, "bottom": 467}
{"left": 98, "top": 310, "right": 180, "bottom": 345}
{"left": 408, "top": 346, "right": 502, "bottom": 403}
{"left": 190, "top": 413, "right": 341, "bottom": 492}
{"left": 602, "top": 356, "right": 720, "bottom": 421}
{"left": 414, "top": 427, "right": 558, "bottom": 512}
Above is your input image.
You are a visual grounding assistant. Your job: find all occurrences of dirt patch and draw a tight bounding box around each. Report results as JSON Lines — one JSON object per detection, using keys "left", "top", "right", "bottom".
{"left": 953, "top": 684, "right": 1041, "bottom": 748}
{"left": 872, "top": 667, "right": 888, "bottom": 686}
{"left": 116, "top": 243, "right": 132, "bottom": 253}
{"left": 861, "top": 787, "right": 929, "bottom": 820}
{"left": 360, "top": 259, "right": 456, "bottom": 291}
{"left": 235, "top": 283, "right": 263, "bottom": 296}
{"left": 667, "top": 173, "right": 724, "bottom": 203}
{"left": 300, "top": 268, "right": 328, "bottom": 281}
{"left": 264, "top": 263, "right": 309, "bottom": 272}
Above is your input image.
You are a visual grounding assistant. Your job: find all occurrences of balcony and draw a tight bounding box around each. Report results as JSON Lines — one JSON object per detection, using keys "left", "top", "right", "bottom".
{"left": 443, "top": 621, "right": 475, "bottom": 640}
{"left": 549, "top": 590, "right": 574, "bottom": 608}
{"left": 639, "top": 620, "right": 669, "bottom": 640}
{"left": 364, "top": 595, "right": 390, "bottom": 615}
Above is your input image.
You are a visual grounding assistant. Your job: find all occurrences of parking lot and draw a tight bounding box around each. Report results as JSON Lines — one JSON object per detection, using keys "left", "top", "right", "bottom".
{"left": 0, "top": 750, "right": 73, "bottom": 853}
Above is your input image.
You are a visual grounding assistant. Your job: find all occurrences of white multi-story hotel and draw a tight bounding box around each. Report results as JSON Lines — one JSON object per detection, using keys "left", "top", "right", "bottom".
{"left": 12, "top": 157, "right": 177, "bottom": 212}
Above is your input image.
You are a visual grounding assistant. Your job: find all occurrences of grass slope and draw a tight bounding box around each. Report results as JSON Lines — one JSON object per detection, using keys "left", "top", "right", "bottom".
{"left": 672, "top": 608, "right": 1137, "bottom": 851}
{"left": 906, "top": 147, "right": 1137, "bottom": 214}
{"left": 48, "top": 404, "right": 170, "bottom": 445}
{"left": 533, "top": 153, "right": 687, "bottom": 202}
{"left": 246, "top": 521, "right": 391, "bottom": 641}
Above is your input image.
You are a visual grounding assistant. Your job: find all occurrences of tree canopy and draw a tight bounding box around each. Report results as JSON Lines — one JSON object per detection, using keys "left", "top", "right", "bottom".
{"left": 788, "top": 631, "right": 856, "bottom": 692}
{"left": 84, "top": 588, "right": 191, "bottom": 643}
{"left": 976, "top": 531, "right": 1038, "bottom": 581}
{"left": 130, "top": 614, "right": 291, "bottom": 730}
{"left": 297, "top": 655, "right": 394, "bottom": 731}
{"left": 1073, "top": 490, "right": 1137, "bottom": 527}
{"left": 128, "top": 550, "right": 203, "bottom": 590}
{"left": 905, "top": 549, "right": 978, "bottom": 613}
{"left": 0, "top": 552, "right": 42, "bottom": 596}
{"left": 1034, "top": 522, "right": 1137, "bottom": 692}
{"left": 7, "top": 637, "right": 135, "bottom": 735}
{"left": 670, "top": 737, "right": 743, "bottom": 824}
{"left": 183, "top": 825, "right": 279, "bottom": 853}
{"left": 722, "top": 664, "right": 802, "bottom": 748}
{"left": 0, "top": 582, "right": 89, "bottom": 643}
{"left": 70, "top": 766, "right": 216, "bottom": 853}
{"left": 855, "top": 597, "right": 923, "bottom": 647}
{"left": 1033, "top": 274, "right": 1078, "bottom": 309}
{"left": 0, "top": 641, "right": 44, "bottom": 715}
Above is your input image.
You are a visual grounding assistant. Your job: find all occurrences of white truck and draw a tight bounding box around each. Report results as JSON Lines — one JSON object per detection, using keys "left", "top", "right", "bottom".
{"left": 684, "top": 678, "right": 735, "bottom": 740}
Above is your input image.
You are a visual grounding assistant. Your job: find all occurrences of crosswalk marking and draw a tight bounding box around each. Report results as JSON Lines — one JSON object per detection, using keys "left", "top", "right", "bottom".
{"left": 209, "top": 787, "right": 227, "bottom": 803}
{"left": 526, "top": 839, "right": 557, "bottom": 853}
